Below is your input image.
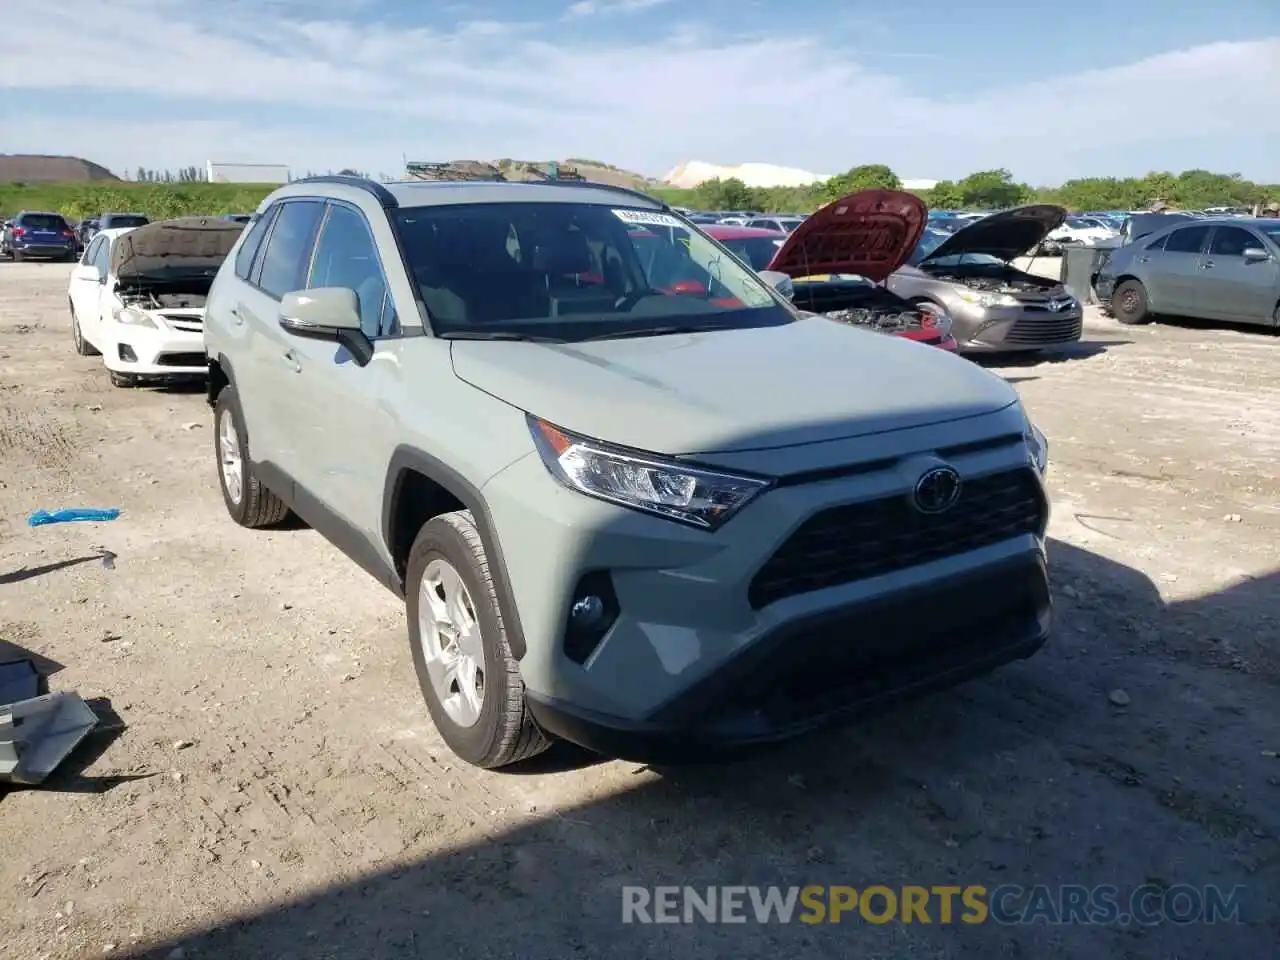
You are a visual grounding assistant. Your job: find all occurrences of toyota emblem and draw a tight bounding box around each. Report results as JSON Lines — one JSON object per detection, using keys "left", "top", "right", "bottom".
{"left": 912, "top": 466, "right": 962, "bottom": 514}
{"left": 1048, "top": 299, "right": 1063, "bottom": 312}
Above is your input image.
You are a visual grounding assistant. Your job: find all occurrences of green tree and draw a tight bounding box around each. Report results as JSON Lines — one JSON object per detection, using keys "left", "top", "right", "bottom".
{"left": 957, "top": 169, "right": 1028, "bottom": 209}
{"left": 821, "top": 164, "right": 902, "bottom": 202}
{"left": 924, "top": 179, "right": 964, "bottom": 209}
{"left": 695, "top": 177, "right": 754, "bottom": 209}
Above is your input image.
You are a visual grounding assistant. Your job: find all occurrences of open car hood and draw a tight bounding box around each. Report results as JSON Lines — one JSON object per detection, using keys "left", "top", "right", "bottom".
{"left": 922, "top": 204, "right": 1066, "bottom": 263}
{"left": 110, "top": 216, "right": 244, "bottom": 284}
{"left": 766, "top": 189, "right": 927, "bottom": 283}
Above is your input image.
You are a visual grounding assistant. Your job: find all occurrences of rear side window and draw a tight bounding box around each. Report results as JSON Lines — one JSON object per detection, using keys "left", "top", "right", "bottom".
{"left": 1207, "top": 226, "right": 1259, "bottom": 257}
{"left": 1165, "top": 226, "right": 1209, "bottom": 254}
{"left": 234, "top": 207, "right": 277, "bottom": 280}
{"left": 19, "top": 214, "right": 67, "bottom": 230}
{"left": 256, "top": 201, "right": 324, "bottom": 298}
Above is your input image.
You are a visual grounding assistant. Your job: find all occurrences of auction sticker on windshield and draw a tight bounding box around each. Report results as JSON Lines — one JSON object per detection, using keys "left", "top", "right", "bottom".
{"left": 612, "top": 209, "right": 686, "bottom": 228}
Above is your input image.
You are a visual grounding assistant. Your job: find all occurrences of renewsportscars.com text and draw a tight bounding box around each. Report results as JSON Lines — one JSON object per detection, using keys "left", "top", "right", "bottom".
{"left": 621, "top": 884, "right": 1244, "bottom": 926}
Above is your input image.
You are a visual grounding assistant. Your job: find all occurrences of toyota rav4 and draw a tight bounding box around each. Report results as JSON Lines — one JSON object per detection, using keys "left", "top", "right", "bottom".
{"left": 203, "top": 175, "right": 1052, "bottom": 769}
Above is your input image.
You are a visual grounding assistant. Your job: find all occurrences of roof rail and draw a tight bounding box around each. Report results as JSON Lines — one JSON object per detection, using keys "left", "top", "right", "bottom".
{"left": 535, "top": 178, "right": 668, "bottom": 210}
{"left": 289, "top": 174, "right": 399, "bottom": 208}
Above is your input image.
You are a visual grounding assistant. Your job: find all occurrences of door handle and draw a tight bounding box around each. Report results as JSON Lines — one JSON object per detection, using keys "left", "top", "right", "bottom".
{"left": 1136, "top": 256, "right": 1150, "bottom": 263}
{"left": 282, "top": 350, "right": 301, "bottom": 373}
{"left": 1200, "top": 259, "right": 1215, "bottom": 269}
{"left": 230, "top": 304, "right": 244, "bottom": 325}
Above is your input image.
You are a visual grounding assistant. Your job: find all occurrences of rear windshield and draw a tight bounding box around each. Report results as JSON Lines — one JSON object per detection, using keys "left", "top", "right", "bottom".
{"left": 18, "top": 214, "right": 67, "bottom": 230}
{"left": 716, "top": 235, "right": 788, "bottom": 271}
{"left": 105, "top": 215, "right": 150, "bottom": 228}
{"left": 392, "top": 202, "right": 789, "bottom": 340}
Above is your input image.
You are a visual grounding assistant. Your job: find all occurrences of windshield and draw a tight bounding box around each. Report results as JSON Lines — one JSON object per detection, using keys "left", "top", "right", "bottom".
{"left": 907, "top": 227, "right": 956, "bottom": 265}
{"left": 392, "top": 202, "right": 789, "bottom": 340}
{"left": 106, "top": 215, "right": 150, "bottom": 228}
{"left": 716, "top": 235, "right": 787, "bottom": 271}
{"left": 1065, "top": 217, "right": 1095, "bottom": 229}
{"left": 1256, "top": 225, "right": 1280, "bottom": 246}
{"left": 19, "top": 214, "right": 67, "bottom": 230}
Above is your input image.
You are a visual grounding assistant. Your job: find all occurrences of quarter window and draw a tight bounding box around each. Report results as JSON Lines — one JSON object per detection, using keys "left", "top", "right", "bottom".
{"left": 1144, "top": 234, "right": 1167, "bottom": 251}
{"left": 256, "top": 200, "right": 325, "bottom": 299}
{"left": 91, "top": 236, "right": 110, "bottom": 274}
{"left": 1164, "top": 226, "right": 1209, "bottom": 254}
{"left": 234, "top": 207, "right": 277, "bottom": 281}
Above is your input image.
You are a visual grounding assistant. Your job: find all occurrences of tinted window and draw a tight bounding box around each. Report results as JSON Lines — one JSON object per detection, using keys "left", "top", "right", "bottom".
{"left": 1257, "top": 225, "right": 1280, "bottom": 247}
{"left": 256, "top": 201, "right": 324, "bottom": 298}
{"left": 392, "top": 202, "right": 783, "bottom": 339}
{"left": 19, "top": 213, "right": 67, "bottom": 230}
{"left": 1208, "top": 226, "right": 1259, "bottom": 257}
{"left": 308, "top": 203, "right": 396, "bottom": 338}
{"left": 103, "top": 215, "right": 149, "bottom": 228}
{"left": 1165, "top": 226, "right": 1209, "bottom": 254}
{"left": 1145, "top": 234, "right": 1167, "bottom": 251}
{"left": 234, "top": 207, "right": 277, "bottom": 280}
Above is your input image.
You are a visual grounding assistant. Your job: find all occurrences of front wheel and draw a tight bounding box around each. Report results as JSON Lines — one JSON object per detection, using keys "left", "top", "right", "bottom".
{"left": 1111, "top": 280, "right": 1151, "bottom": 325}
{"left": 71, "top": 301, "right": 99, "bottom": 356}
{"left": 406, "top": 511, "right": 550, "bottom": 769}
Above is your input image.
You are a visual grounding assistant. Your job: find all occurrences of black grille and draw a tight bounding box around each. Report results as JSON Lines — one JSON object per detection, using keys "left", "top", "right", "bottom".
{"left": 748, "top": 468, "right": 1045, "bottom": 608}
{"left": 156, "top": 352, "right": 207, "bottom": 367}
{"left": 1006, "top": 316, "right": 1083, "bottom": 345}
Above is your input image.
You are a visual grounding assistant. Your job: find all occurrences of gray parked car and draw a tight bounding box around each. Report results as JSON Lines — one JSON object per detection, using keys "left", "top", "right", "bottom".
{"left": 203, "top": 174, "right": 1051, "bottom": 769}
{"left": 887, "top": 205, "right": 1083, "bottom": 353}
{"left": 1095, "top": 217, "right": 1280, "bottom": 327}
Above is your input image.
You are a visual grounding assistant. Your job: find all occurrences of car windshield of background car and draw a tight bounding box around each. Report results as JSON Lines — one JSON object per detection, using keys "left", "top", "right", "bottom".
{"left": 393, "top": 202, "right": 789, "bottom": 340}
{"left": 718, "top": 235, "right": 788, "bottom": 271}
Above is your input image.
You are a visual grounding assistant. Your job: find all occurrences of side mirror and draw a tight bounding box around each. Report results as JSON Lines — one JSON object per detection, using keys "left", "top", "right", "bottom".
{"left": 758, "top": 269, "right": 795, "bottom": 301}
{"left": 1242, "top": 246, "right": 1271, "bottom": 262}
{"left": 279, "top": 288, "right": 374, "bottom": 366}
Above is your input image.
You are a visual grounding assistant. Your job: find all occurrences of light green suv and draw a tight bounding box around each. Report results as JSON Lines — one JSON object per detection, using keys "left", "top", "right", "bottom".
{"left": 203, "top": 174, "right": 1052, "bottom": 769}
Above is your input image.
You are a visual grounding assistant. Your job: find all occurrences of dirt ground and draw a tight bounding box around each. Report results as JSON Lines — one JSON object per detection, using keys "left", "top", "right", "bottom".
{"left": 1, "top": 259, "right": 1277, "bottom": 959}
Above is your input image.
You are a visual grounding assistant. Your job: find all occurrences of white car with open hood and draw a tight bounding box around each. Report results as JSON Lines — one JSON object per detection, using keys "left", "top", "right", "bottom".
{"left": 67, "top": 217, "right": 244, "bottom": 387}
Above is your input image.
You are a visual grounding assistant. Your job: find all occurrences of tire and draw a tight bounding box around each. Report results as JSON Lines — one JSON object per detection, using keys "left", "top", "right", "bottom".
{"left": 1111, "top": 279, "right": 1151, "bottom": 325}
{"left": 406, "top": 511, "right": 550, "bottom": 769}
{"left": 109, "top": 370, "right": 138, "bottom": 388}
{"left": 70, "top": 301, "right": 99, "bottom": 356}
{"left": 213, "top": 385, "right": 290, "bottom": 528}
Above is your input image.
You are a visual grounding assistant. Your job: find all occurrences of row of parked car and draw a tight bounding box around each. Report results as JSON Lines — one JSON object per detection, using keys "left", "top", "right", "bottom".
{"left": 0, "top": 210, "right": 251, "bottom": 262}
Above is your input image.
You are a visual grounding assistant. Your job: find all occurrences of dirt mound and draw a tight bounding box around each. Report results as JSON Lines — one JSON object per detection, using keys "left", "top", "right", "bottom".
{"left": 0, "top": 154, "right": 119, "bottom": 183}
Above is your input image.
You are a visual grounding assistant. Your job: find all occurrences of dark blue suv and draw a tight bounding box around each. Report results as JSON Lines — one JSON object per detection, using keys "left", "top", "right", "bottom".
{"left": 2, "top": 211, "right": 78, "bottom": 261}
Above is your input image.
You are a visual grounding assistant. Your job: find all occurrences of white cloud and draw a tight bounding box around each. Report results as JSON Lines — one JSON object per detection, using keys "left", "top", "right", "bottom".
{"left": 1, "top": 0, "right": 1277, "bottom": 184}
{"left": 564, "top": 0, "right": 673, "bottom": 17}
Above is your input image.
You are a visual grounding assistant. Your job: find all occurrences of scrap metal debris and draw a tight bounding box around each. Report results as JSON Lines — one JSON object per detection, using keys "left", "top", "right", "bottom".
{"left": 0, "top": 691, "right": 99, "bottom": 784}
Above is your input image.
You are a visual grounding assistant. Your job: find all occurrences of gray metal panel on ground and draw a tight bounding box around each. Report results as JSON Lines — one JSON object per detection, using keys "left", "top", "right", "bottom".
{"left": 1062, "top": 245, "right": 1102, "bottom": 303}
{"left": 0, "top": 691, "right": 99, "bottom": 784}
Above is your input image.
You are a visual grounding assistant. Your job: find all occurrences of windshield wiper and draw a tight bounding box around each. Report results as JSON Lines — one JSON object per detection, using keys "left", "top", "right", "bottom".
{"left": 438, "top": 330, "right": 565, "bottom": 342}
{"left": 579, "top": 324, "right": 728, "bottom": 341}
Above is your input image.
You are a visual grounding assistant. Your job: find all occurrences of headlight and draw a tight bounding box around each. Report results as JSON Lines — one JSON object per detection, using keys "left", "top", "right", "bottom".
{"left": 1023, "top": 412, "right": 1049, "bottom": 474}
{"left": 915, "top": 302, "right": 952, "bottom": 335}
{"left": 528, "top": 416, "right": 772, "bottom": 530}
{"left": 112, "top": 306, "right": 157, "bottom": 328}
{"left": 957, "top": 289, "right": 1019, "bottom": 309}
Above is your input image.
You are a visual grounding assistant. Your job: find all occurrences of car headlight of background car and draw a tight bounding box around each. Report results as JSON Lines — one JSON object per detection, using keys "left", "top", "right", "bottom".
{"left": 529, "top": 416, "right": 772, "bottom": 530}
{"left": 915, "top": 301, "right": 953, "bottom": 335}
{"left": 1023, "top": 412, "right": 1049, "bottom": 474}
{"left": 956, "top": 289, "right": 1020, "bottom": 309}
{"left": 112, "top": 306, "right": 157, "bottom": 329}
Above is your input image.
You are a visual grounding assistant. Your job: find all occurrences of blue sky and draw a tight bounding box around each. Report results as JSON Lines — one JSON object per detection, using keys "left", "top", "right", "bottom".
{"left": 2, "top": 0, "right": 1278, "bottom": 185}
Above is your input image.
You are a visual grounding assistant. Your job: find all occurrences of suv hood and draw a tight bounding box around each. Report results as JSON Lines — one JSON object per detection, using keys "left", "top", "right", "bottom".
{"left": 450, "top": 318, "right": 1016, "bottom": 456}
{"left": 766, "top": 189, "right": 927, "bottom": 283}
{"left": 922, "top": 204, "right": 1066, "bottom": 263}
{"left": 110, "top": 216, "right": 243, "bottom": 285}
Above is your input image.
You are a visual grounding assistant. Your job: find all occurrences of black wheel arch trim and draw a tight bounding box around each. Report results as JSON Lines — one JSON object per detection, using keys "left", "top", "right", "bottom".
{"left": 382, "top": 446, "right": 529, "bottom": 660}
{"left": 207, "top": 351, "right": 238, "bottom": 407}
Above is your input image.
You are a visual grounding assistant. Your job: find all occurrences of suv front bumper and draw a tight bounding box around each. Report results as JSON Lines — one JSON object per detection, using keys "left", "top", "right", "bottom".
{"left": 526, "top": 552, "right": 1049, "bottom": 763}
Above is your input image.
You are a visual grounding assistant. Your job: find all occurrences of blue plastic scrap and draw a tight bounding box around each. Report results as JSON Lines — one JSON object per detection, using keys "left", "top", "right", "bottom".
{"left": 27, "top": 508, "right": 121, "bottom": 527}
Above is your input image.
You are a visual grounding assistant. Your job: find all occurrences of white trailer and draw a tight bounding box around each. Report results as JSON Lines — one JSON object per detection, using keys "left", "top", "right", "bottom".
{"left": 205, "top": 161, "right": 291, "bottom": 184}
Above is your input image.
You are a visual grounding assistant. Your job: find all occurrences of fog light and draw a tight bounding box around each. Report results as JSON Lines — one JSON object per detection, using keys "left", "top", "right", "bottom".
{"left": 564, "top": 571, "right": 620, "bottom": 664}
{"left": 118, "top": 344, "right": 137, "bottom": 363}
